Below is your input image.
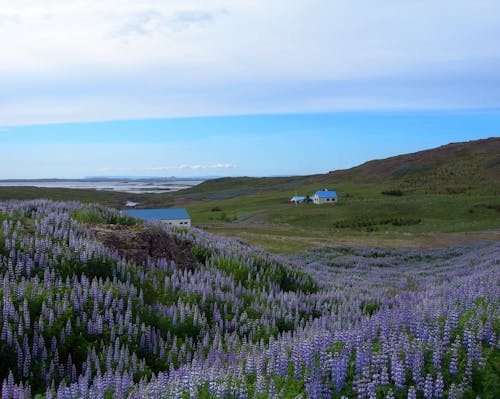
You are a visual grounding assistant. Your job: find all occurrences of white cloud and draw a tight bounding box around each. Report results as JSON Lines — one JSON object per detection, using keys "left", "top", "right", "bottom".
{"left": 1, "top": 0, "right": 500, "bottom": 125}
{"left": 144, "top": 163, "right": 236, "bottom": 171}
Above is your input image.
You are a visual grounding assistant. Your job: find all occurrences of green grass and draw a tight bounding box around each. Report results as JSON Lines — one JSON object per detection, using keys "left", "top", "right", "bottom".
{"left": 2, "top": 184, "right": 499, "bottom": 253}
{"left": 186, "top": 186, "right": 500, "bottom": 233}
{"left": 183, "top": 185, "right": 499, "bottom": 252}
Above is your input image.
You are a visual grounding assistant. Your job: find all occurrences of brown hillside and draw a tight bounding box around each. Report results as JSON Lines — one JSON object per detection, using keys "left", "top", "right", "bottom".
{"left": 319, "top": 137, "right": 500, "bottom": 192}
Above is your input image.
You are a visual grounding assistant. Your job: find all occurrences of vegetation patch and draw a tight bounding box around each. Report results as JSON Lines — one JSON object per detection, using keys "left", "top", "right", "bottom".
{"left": 391, "top": 165, "right": 432, "bottom": 177}
{"left": 471, "top": 203, "right": 500, "bottom": 212}
{"left": 332, "top": 216, "right": 422, "bottom": 229}
{"left": 381, "top": 189, "right": 404, "bottom": 196}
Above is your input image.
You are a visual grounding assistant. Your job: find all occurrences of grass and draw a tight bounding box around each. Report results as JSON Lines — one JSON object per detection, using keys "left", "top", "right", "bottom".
{"left": 1, "top": 184, "right": 499, "bottom": 253}
{"left": 185, "top": 183, "right": 500, "bottom": 252}
{"left": 186, "top": 185, "right": 500, "bottom": 232}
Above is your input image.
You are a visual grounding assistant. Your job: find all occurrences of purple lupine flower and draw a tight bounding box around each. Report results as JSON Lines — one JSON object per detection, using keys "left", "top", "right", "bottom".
{"left": 432, "top": 338, "right": 442, "bottom": 370}
{"left": 434, "top": 373, "right": 444, "bottom": 399}
{"left": 407, "top": 386, "right": 417, "bottom": 399}
{"left": 380, "top": 365, "right": 389, "bottom": 386}
{"left": 447, "top": 383, "right": 459, "bottom": 399}
{"left": 450, "top": 339, "right": 459, "bottom": 375}
{"left": 391, "top": 353, "right": 406, "bottom": 390}
{"left": 424, "top": 373, "right": 434, "bottom": 399}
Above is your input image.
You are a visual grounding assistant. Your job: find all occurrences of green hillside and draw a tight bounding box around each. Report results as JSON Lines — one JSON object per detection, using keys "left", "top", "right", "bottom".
{"left": 173, "top": 137, "right": 500, "bottom": 200}
{"left": 320, "top": 136, "right": 500, "bottom": 192}
{"left": 170, "top": 138, "right": 500, "bottom": 251}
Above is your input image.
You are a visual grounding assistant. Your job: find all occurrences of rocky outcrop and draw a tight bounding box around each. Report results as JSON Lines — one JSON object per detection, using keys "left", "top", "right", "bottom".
{"left": 93, "top": 225, "right": 197, "bottom": 271}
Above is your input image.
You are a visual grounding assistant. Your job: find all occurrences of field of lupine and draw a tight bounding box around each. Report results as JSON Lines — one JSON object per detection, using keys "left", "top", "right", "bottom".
{"left": 0, "top": 200, "right": 498, "bottom": 399}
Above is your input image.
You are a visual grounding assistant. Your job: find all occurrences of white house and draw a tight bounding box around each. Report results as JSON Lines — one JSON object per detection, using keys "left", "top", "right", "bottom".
{"left": 122, "top": 208, "right": 191, "bottom": 227}
{"left": 313, "top": 189, "right": 337, "bottom": 204}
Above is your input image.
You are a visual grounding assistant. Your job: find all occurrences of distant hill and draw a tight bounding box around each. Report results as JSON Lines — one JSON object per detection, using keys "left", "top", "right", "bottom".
{"left": 176, "top": 137, "right": 500, "bottom": 200}
{"left": 320, "top": 137, "right": 500, "bottom": 192}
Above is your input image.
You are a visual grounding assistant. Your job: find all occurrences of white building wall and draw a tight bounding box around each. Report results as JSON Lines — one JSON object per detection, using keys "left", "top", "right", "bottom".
{"left": 161, "top": 218, "right": 191, "bottom": 227}
{"left": 313, "top": 195, "right": 336, "bottom": 204}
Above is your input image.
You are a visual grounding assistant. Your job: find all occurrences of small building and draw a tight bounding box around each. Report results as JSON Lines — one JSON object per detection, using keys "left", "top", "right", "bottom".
{"left": 313, "top": 189, "right": 337, "bottom": 204}
{"left": 123, "top": 208, "right": 191, "bottom": 227}
{"left": 290, "top": 196, "right": 307, "bottom": 204}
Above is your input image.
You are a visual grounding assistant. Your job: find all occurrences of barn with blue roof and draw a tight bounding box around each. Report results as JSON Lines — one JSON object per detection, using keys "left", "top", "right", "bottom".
{"left": 122, "top": 208, "right": 191, "bottom": 227}
{"left": 313, "top": 189, "right": 337, "bottom": 204}
{"left": 290, "top": 195, "right": 307, "bottom": 204}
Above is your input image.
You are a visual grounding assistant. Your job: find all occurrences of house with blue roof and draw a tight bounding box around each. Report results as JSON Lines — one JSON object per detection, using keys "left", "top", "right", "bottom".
{"left": 122, "top": 208, "right": 191, "bottom": 227}
{"left": 290, "top": 195, "right": 307, "bottom": 204}
{"left": 313, "top": 189, "right": 337, "bottom": 204}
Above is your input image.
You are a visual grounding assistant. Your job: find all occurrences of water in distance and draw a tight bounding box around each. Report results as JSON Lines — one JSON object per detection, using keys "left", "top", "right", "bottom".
{"left": 0, "top": 177, "right": 205, "bottom": 194}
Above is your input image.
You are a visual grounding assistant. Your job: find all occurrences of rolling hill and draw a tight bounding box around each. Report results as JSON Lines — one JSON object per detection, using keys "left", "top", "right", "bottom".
{"left": 173, "top": 137, "right": 500, "bottom": 201}
{"left": 320, "top": 136, "right": 500, "bottom": 191}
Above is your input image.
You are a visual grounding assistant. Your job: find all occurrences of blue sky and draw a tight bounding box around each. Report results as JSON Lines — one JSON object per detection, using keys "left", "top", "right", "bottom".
{"left": 0, "top": 1, "right": 499, "bottom": 178}
{"left": 1, "top": 112, "right": 499, "bottom": 178}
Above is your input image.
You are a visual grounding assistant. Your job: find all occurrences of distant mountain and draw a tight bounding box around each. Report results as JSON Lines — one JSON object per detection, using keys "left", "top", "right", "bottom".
{"left": 176, "top": 137, "right": 500, "bottom": 199}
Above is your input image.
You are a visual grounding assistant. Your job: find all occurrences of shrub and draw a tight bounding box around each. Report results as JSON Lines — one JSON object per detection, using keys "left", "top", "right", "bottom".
{"left": 381, "top": 189, "right": 404, "bottom": 196}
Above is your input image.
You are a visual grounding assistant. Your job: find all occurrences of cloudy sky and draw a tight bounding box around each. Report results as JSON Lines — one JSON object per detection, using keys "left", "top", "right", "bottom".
{"left": 1, "top": 1, "right": 499, "bottom": 178}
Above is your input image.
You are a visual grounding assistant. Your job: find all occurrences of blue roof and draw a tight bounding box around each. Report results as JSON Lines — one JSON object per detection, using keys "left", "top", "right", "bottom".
{"left": 123, "top": 208, "right": 190, "bottom": 221}
{"left": 315, "top": 190, "right": 337, "bottom": 199}
{"left": 291, "top": 196, "right": 307, "bottom": 201}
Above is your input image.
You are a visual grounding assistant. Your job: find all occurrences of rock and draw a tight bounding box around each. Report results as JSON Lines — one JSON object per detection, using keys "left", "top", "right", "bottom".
{"left": 92, "top": 225, "right": 197, "bottom": 271}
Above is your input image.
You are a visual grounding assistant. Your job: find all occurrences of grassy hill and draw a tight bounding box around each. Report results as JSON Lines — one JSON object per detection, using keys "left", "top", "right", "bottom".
{"left": 167, "top": 138, "right": 500, "bottom": 251}
{"left": 173, "top": 137, "right": 500, "bottom": 200}
{"left": 0, "top": 138, "right": 498, "bottom": 251}
{"left": 320, "top": 136, "right": 500, "bottom": 192}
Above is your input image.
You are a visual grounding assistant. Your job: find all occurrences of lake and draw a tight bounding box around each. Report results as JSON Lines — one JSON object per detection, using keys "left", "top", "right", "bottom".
{"left": 0, "top": 178, "right": 205, "bottom": 194}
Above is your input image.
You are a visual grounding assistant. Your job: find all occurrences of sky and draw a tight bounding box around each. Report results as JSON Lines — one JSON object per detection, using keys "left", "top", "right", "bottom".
{"left": 1, "top": 1, "right": 499, "bottom": 178}
{"left": 1, "top": 112, "right": 499, "bottom": 179}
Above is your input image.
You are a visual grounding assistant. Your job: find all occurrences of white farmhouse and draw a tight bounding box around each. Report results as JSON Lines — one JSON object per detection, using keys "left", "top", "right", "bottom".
{"left": 122, "top": 208, "right": 191, "bottom": 227}
{"left": 313, "top": 189, "right": 337, "bottom": 204}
